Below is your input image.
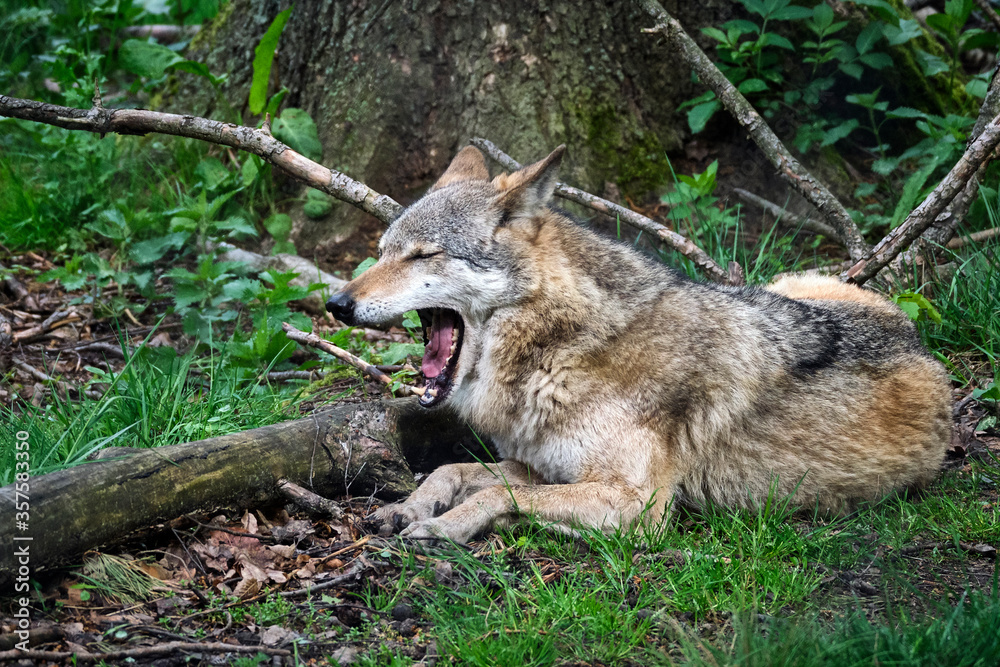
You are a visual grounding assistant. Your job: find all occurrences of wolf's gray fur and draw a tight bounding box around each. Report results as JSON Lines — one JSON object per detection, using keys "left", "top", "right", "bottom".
{"left": 327, "top": 146, "right": 952, "bottom": 544}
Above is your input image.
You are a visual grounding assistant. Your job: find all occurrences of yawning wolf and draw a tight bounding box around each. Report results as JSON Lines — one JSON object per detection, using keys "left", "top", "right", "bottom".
{"left": 325, "top": 145, "right": 952, "bottom": 543}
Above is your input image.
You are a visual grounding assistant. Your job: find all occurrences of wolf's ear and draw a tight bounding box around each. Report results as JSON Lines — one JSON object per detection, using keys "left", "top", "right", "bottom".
{"left": 494, "top": 145, "right": 565, "bottom": 223}
{"left": 431, "top": 146, "right": 490, "bottom": 191}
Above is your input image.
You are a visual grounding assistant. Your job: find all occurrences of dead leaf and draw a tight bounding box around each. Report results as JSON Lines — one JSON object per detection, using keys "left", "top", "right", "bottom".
{"left": 232, "top": 577, "right": 260, "bottom": 599}
{"left": 261, "top": 624, "right": 300, "bottom": 647}
{"left": 241, "top": 511, "right": 259, "bottom": 534}
{"left": 269, "top": 544, "right": 297, "bottom": 559}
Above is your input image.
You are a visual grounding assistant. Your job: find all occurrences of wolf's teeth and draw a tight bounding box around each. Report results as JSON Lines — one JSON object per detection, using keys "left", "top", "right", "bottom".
{"left": 427, "top": 388, "right": 438, "bottom": 397}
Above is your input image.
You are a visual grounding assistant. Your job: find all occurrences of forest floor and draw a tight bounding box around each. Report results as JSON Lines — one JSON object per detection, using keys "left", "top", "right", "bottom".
{"left": 1, "top": 249, "right": 999, "bottom": 667}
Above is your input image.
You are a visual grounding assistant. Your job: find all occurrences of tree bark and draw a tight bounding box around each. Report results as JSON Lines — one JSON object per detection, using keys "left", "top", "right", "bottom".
{"left": 177, "top": 0, "right": 733, "bottom": 258}
{"left": 0, "top": 398, "right": 482, "bottom": 586}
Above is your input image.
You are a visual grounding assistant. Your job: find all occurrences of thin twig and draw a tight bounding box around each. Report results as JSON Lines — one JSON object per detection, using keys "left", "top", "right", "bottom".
{"left": 946, "top": 226, "right": 1000, "bottom": 249}
{"left": 281, "top": 323, "right": 424, "bottom": 397}
{"left": 636, "top": 0, "right": 870, "bottom": 262}
{"left": 12, "top": 309, "right": 78, "bottom": 343}
{"left": 0, "top": 95, "right": 403, "bottom": 224}
{"left": 973, "top": 0, "right": 1000, "bottom": 33}
{"left": 732, "top": 188, "right": 841, "bottom": 240}
{"left": 266, "top": 370, "right": 318, "bottom": 381}
{"left": 279, "top": 559, "right": 368, "bottom": 598}
{"left": 843, "top": 113, "right": 1000, "bottom": 284}
{"left": 470, "top": 137, "right": 731, "bottom": 284}
{"left": 0, "top": 642, "right": 290, "bottom": 663}
{"left": 277, "top": 479, "right": 344, "bottom": 519}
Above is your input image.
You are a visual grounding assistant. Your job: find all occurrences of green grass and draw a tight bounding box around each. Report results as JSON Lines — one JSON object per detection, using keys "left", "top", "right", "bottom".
{"left": 680, "top": 588, "right": 1000, "bottom": 666}
{"left": 332, "top": 455, "right": 1000, "bottom": 667}
{"left": 0, "top": 340, "right": 332, "bottom": 483}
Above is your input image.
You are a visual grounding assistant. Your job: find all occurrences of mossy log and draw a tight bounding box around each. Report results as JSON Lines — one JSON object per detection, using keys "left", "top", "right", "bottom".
{"left": 0, "top": 398, "right": 481, "bottom": 587}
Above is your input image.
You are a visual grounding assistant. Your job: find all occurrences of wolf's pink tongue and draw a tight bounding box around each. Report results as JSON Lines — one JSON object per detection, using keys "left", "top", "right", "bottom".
{"left": 422, "top": 311, "right": 457, "bottom": 378}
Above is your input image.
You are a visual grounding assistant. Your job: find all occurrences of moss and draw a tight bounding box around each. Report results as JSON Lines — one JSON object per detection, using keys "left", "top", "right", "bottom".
{"left": 880, "top": 0, "right": 971, "bottom": 115}
{"left": 576, "top": 102, "right": 674, "bottom": 198}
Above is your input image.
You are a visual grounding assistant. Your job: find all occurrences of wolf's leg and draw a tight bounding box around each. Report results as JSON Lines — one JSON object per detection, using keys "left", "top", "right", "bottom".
{"left": 373, "top": 460, "right": 535, "bottom": 531}
{"left": 400, "top": 482, "right": 653, "bottom": 544}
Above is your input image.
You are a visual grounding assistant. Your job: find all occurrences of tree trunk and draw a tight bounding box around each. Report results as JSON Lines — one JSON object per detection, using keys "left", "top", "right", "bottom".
{"left": 0, "top": 398, "right": 484, "bottom": 586}
{"left": 177, "top": 0, "right": 732, "bottom": 263}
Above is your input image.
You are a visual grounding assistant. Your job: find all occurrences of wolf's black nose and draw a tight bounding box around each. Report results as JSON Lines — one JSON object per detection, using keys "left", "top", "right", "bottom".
{"left": 326, "top": 292, "right": 357, "bottom": 325}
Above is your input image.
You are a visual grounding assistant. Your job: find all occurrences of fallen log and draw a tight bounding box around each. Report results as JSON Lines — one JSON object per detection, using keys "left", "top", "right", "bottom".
{"left": 0, "top": 398, "right": 480, "bottom": 587}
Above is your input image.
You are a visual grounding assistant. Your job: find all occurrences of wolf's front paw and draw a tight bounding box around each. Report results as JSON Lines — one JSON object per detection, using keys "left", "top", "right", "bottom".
{"left": 373, "top": 500, "right": 450, "bottom": 534}
{"left": 400, "top": 517, "right": 475, "bottom": 545}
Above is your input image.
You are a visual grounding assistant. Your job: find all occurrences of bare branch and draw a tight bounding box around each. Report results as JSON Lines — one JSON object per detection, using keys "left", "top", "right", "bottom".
{"left": 0, "top": 95, "right": 403, "bottom": 224}
{"left": 732, "top": 188, "right": 841, "bottom": 241}
{"left": 973, "top": 0, "right": 1000, "bottom": 34}
{"left": 470, "top": 137, "right": 731, "bottom": 284}
{"left": 636, "top": 0, "right": 870, "bottom": 262}
{"left": 281, "top": 323, "right": 423, "bottom": 397}
{"left": 946, "top": 226, "right": 1000, "bottom": 249}
{"left": 0, "top": 642, "right": 290, "bottom": 663}
{"left": 843, "top": 114, "right": 1000, "bottom": 284}
{"left": 277, "top": 479, "right": 344, "bottom": 518}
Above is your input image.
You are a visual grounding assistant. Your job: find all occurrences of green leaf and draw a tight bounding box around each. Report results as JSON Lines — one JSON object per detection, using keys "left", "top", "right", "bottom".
{"left": 972, "top": 383, "right": 1000, "bottom": 402}
{"left": 871, "top": 157, "right": 901, "bottom": 175}
{"left": 723, "top": 19, "right": 761, "bottom": 35}
{"left": 272, "top": 240, "right": 297, "bottom": 255}
{"left": 701, "top": 27, "right": 729, "bottom": 43}
{"left": 168, "top": 60, "right": 228, "bottom": 86}
{"left": 352, "top": 257, "right": 377, "bottom": 279}
{"left": 890, "top": 159, "right": 940, "bottom": 229}
{"left": 677, "top": 90, "right": 715, "bottom": 111}
{"left": 820, "top": 119, "right": 858, "bottom": 146}
{"left": 687, "top": 100, "right": 720, "bottom": 134}
{"left": 770, "top": 5, "right": 813, "bottom": 20}
{"left": 886, "top": 106, "right": 929, "bottom": 120}
{"left": 740, "top": 0, "right": 768, "bottom": 17}
{"left": 760, "top": 32, "right": 795, "bottom": 50}
{"left": 812, "top": 3, "right": 834, "bottom": 29}
{"left": 892, "top": 292, "right": 942, "bottom": 323}
{"left": 883, "top": 19, "right": 922, "bottom": 46}
{"left": 855, "top": 22, "right": 883, "bottom": 54}
{"left": 738, "top": 78, "right": 769, "bottom": 94}
{"left": 130, "top": 232, "right": 188, "bottom": 264}
{"left": 848, "top": 0, "right": 899, "bottom": 17}
{"left": 845, "top": 91, "right": 880, "bottom": 108}
{"left": 242, "top": 156, "right": 260, "bottom": 187}
{"left": 195, "top": 157, "right": 231, "bottom": 190}
{"left": 967, "top": 77, "right": 989, "bottom": 98}
{"left": 272, "top": 108, "right": 323, "bottom": 162}
{"left": 263, "top": 213, "right": 293, "bottom": 242}
{"left": 924, "top": 13, "right": 955, "bottom": 37}
{"left": 944, "top": 0, "right": 974, "bottom": 23}
{"left": 895, "top": 300, "right": 920, "bottom": 320}
{"left": 248, "top": 7, "right": 293, "bottom": 115}
{"left": 119, "top": 39, "right": 182, "bottom": 79}
{"left": 303, "top": 189, "right": 334, "bottom": 218}
{"left": 838, "top": 62, "right": 863, "bottom": 79}
{"left": 381, "top": 343, "right": 424, "bottom": 366}
{"left": 265, "top": 88, "right": 289, "bottom": 118}
{"left": 915, "top": 49, "right": 949, "bottom": 77}
{"left": 215, "top": 216, "right": 258, "bottom": 239}
{"left": 858, "top": 52, "right": 892, "bottom": 69}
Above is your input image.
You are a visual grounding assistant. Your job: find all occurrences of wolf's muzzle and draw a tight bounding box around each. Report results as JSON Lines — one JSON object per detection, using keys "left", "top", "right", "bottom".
{"left": 326, "top": 292, "right": 357, "bottom": 325}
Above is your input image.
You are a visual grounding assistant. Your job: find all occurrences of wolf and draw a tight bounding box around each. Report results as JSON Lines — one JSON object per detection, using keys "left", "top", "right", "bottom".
{"left": 325, "top": 145, "right": 953, "bottom": 544}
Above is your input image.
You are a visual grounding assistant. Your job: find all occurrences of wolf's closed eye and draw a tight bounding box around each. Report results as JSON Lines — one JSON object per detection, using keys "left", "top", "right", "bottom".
{"left": 409, "top": 251, "right": 442, "bottom": 261}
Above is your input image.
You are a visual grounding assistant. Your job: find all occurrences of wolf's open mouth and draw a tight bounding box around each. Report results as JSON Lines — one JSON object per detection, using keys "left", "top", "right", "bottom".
{"left": 418, "top": 308, "right": 464, "bottom": 408}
